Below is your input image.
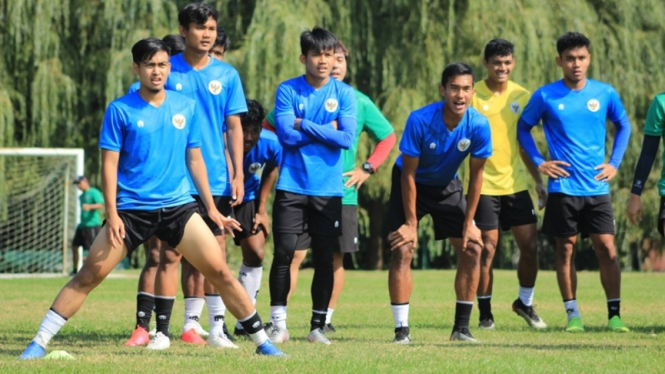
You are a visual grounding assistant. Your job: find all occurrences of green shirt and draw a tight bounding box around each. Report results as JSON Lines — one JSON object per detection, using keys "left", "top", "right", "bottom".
{"left": 79, "top": 187, "right": 104, "bottom": 227}
{"left": 267, "top": 89, "right": 394, "bottom": 205}
{"left": 643, "top": 93, "right": 665, "bottom": 196}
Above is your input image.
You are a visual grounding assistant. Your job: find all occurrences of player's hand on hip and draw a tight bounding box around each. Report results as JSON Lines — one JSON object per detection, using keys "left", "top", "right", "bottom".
{"left": 594, "top": 163, "right": 617, "bottom": 182}
{"left": 538, "top": 160, "right": 570, "bottom": 179}
{"left": 462, "top": 222, "right": 483, "bottom": 251}
{"left": 535, "top": 182, "right": 548, "bottom": 210}
{"left": 106, "top": 213, "right": 125, "bottom": 248}
{"left": 253, "top": 210, "right": 270, "bottom": 236}
{"left": 388, "top": 223, "right": 417, "bottom": 251}
{"left": 626, "top": 194, "right": 643, "bottom": 225}
{"left": 231, "top": 178, "right": 244, "bottom": 207}
{"left": 343, "top": 168, "right": 371, "bottom": 191}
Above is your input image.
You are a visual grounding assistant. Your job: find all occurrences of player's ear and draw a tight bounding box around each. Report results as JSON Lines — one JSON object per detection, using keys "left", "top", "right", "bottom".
{"left": 555, "top": 55, "right": 562, "bottom": 68}
{"left": 179, "top": 25, "right": 187, "bottom": 38}
{"left": 132, "top": 62, "right": 139, "bottom": 75}
{"left": 299, "top": 54, "right": 306, "bottom": 65}
{"left": 438, "top": 84, "right": 446, "bottom": 98}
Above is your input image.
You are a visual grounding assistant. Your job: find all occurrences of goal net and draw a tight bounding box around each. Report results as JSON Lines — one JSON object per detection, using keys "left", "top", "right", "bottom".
{"left": 0, "top": 148, "right": 84, "bottom": 274}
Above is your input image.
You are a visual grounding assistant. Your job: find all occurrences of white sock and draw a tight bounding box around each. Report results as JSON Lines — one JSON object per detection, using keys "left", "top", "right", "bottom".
{"left": 564, "top": 299, "right": 581, "bottom": 321}
{"left": 519, "top": 286, "right": 535, "bottom": 307}
{"left": 183, "top": 297, "right": 205, "bottom": 331}
{"left": 270, "top": 305, "right": 287, "bottom": 330}
{"left": 34, "top": 309, "right": 67, "bottom": 348}
{"left": 391, "top": 303, "right": 409, "bottom": 328}
{"left": 325, "top": 308, "right": 335, "bottom": 324}
{"left": 205, "top": 294, "right": 226, "bottom": 334}
{"left": 238, "top": 264, "right": 262, "bottom": 305}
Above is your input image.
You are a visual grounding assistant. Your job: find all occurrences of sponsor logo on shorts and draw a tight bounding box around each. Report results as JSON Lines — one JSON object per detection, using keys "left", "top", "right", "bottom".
{"left": 510, "top": 101, "right": 521, "bottom": 113}
{"left": 558, "top": 103, "right": 565, "bottom": 110}
{"left": 248, "top": 162, "right": 262, "bottom": 174}
{"left": 175, "top": 83, "right": 183, "bottom": 91}
{"left": 172, "top": 114, "right": 186, "bottom": 129}
{"left": 137, "top": 120, "right": 144, "bottom": 128}
{"left": 208, "top": 80, "right": 222, "bottom": 95}
{"left": 457, "top": 138, "right": 471, "bottom": 152}
{"left": 325, "top": 98, "right": 338, "bottom": 113}
{"left": 334, "top": 221, "right": 339, "bottom": 228}
{"left": 587, "top": 99, "right": 600, "bottom": 112}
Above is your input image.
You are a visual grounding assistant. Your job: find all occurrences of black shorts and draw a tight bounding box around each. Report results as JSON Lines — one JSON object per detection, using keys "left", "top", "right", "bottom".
{"left": 474, "top": 190, "right": 537, "bottom": 231}
{"left": 387, "top": 166, "right": 466, "bottom": 240}
{"left": 72, "top": 226, "right": 101, "bottom": 249}
{"left": 658, "top": 196, "right": 665, "bottom": 237}
{"left": 114, "top": 202, "right": 199, "bottom": 252}
{"left": 338, "top": 205, "right": 359, "bottom": 253}
{"left": 193, "top": 195, "right": 233, "bottom": 236}
{"left": 232, "top": 200, "right": 266, "bottom": 246}
{"left": 273, "top": 190, "right": 342, "bottom": 237}
{"left": 542, "top": 193, "right": 615, "bottom": 237}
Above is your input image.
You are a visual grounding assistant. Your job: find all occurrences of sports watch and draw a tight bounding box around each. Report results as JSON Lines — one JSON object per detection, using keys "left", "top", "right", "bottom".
{"left": 361, "top": 162, "right": 375, "bottom": 175}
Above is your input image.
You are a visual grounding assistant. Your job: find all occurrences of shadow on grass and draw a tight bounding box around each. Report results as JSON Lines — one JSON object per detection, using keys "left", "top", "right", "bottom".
{"left": 436, "top": 342, "right": 655, "bottom": 350}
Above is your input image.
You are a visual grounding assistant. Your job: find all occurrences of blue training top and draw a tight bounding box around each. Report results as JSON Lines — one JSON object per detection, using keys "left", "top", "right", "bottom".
{"left": 242, "top": 130, "right": 282, "bottom": 202}
{"left": 99, "top": 91, "right": 200, "bottom": 210}
{"left": 396, "top": 102, "right": 492, "bottom": 187}
{"left": 165, "top": 54, "right": 247, "bottom": 196}
{"left": 274, "top": 76, "right": 357, "bottom": 197}
{"left": 517, "top": 79, "right": 631, "bottom": 196}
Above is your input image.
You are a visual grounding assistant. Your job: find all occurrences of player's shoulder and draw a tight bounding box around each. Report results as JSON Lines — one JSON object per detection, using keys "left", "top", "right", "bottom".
{"left": 407, "top": 102, "right": 442, "bottom": 128}
{"left": 259, "top": 129, "right": 280, "bottom": 144}
{"left": 168, "top": 53, "right": 188, "bottom": 72}
{"left": 208, "top": 57, "right": 240, "bottom": 76}
{"left": 653, "top": 92, "right": 665, "bottom": 104}
{"left": 586, "top": 79, "right": 618, "bottom": 96}
{"left": 507, "top": 81, "right": 530, "bottom": 98}
{"left": 353, "top": 88, "right": 373, "bottom": 106}
{"left": 166, "top": 91, "right": 197, "bottom": 110}
{"left": 278, "top": 76, "right": 304, "bottom": 91}
{"left": 109, "top": 92, "right": 141, "bottom": 112}
{"left": 466, "top": 106, "right": 490, "bottom": 127}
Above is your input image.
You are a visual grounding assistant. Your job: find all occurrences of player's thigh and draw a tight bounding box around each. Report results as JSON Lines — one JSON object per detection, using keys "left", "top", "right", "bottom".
{"left": 193, "top": 195, "right": 232, "bottom": 236}
{"left": 178, "top": 214, "right": 230, "bottom": 275}
{"left": 428, "top": 179, "right": 465, "bottom": 241}
{"left": 240, "top": 231, "right": 266, "bottom": 265}
{"left": 498, "top": 191, "right": 537, "bottom": 231}
{"left": 273, "top": 190, "right": 308, "bottom": 234}
{"left": 232, "top": 200, "right": 256, "bottom": 247}
{"left": 82, "top": 227, "right": 129, "bottom": 279}
{"left": 542, "top": 193, "right": 582, "bottom": 237}
{"left": 474, "top": 194, "right": 501, "bottom": 231}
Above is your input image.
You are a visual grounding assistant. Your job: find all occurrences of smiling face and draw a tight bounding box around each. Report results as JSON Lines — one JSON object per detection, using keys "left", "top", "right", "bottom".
{"left": 440, "top": 74, "right": 474, "bottom": 116}
{"left": 180, "top": 16, "right": 217, "bottom": 54}
{"left": 300, "top": 48, "right": 335, "bottom": 83}
{"left": 133, "top": 50, "right": 170, "bottom": 93}
{"left": 242, "top": 125, "right": 261, "bottom": 153}
{"left": 556, "top": 46, "right": 590, "bottom": 86}
{"left": 484, "top": 54, "right": 514, "bottom": 85}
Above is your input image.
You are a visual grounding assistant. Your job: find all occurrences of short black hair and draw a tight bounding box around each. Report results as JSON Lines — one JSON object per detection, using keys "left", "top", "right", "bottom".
{"left": 441, "top": 62, "right": 474, "bottom": 87}
{"left": 556, "top": 32, "right": 591, "bottom": 55}
{"left": 483, "top": 39, "right": 514, "bottom": 61}
{"left": 300, "top": 26, "right": 337, "bottom": 56}
{"left": 214, "top": 27, "right": 231, "bottom": 51}
{"left": 241, "top": 99, "right": 265, "bottom": 129}
{"left": 178, "top": 2, "right": 219, "bottom": 29}
{"left": 162, "top": 34, "right": 186, "bottom": 55}
{"left": 132, "top": 38, "right": 170, "bottom": 64}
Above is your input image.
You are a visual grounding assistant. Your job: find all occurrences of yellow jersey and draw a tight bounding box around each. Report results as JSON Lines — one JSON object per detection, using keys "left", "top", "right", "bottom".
{"left": 463, "top": 80, "right": 531, "bottom": 195}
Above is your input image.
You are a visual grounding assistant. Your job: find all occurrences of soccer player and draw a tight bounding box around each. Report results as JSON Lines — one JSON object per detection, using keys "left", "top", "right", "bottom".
{"left": 230, "top": 99, "right": 282, "bottom": 338}
{"left": 517, "top": 32, "right": 631, "bottom": 333}
{"left": 210, "top": 27, "right": 230, "bottom": 61}
{"left": 71, "top": 176, "right": 104, "bottom": 275}
{"left": 284, "top": 40, "right": 396, "bottom": 332}
{"left": 127, "top": 34, "right": 185, "bottom": 93}
{"left": 268, "top": 26, "right": 357, "bottom": 345}
{"left": 388, "top": 62, "right": 491, "bottom": 344}
{"left": 467, "top": 39, "right": 547, "bottom": 330}
{"left": 627, "top": 93, "right": 665, "bottom": 233}
{"left": 19, "top": 38, "right": 284, "bottom": 360}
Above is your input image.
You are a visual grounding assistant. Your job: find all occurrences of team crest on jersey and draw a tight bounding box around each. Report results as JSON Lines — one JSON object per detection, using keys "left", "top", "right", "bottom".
{"left": 248, "top": 162, "right": 262, "bottom": 174}
{"left": 137, "top": 120, "right": 145, "bottom": 128}
{"left": 558, "top": 103, "right": 565, "bottom": 110}
{"left": 510, "top": 102, "right": 521, "bottom": 114}
{"left": 325, "top": 98, "right": 339, "bottom": 113}
{"left": 299, "top": 103, "right": 304, "bottom": 111}
{"left": 172, "top": 114, "right": 186, "bottom": 129}
{"left": 429, "top": 142, "right": 436, "bottom": 149}
{"left": 457, "top": 138, "right": 471, "bottom": 152}
{"left": 175, "top": 83, "right": 183, "bottom": 91}
{"left": 208, "top": 80, "right": 222, "bottom": 95}
{"left": 587, "top": 99, "right": 600, "bottom": 112}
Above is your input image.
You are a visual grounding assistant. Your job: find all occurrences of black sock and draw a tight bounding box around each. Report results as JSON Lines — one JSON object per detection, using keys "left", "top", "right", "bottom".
{"left": 608, "top": 299, "right": 621, "bottom": 319}
{"left": 239, "top": 311, "right": 264, "bottom": 334}
{"left": 310, "top": 234, "right": 335, "bottom": 315}
{"left": 269, "top": 233, "right": 297, "bottom": 306}
{"left": 454, "top": 302, "right": 473, "bottom": 330}
{"left": 154, "top": 296, "right": 175, "bottom": 337}
{"left": 477, "top": 297, "right": 492, "bottom": 320}
{"left": 310, "top": 311, "right": 326, "bottom": 331}
{"left": 136, "top": 293, "right": 154, "bottom": 330}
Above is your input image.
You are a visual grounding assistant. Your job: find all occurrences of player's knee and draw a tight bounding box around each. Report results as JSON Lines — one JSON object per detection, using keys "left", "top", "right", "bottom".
{"left": 391, "top": 246, "right": 414, "bottom": 267}
{"left": 463, "top": 242, "right": 482, "bottom": 259}
{"left": 594, "top": 243, "right": 616, "bottom": 261}
{"left": 243, "top": 247, "right": 264, "bottom": 267}
{"left": 160, "top": 248, "right": 181, "bottom": 266}
{"left": 72, "top": 267, "right": 103, "bottom": 290}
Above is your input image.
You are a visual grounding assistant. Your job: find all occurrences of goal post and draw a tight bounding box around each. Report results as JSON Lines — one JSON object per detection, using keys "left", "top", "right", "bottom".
{"left": 0, "top": 148, "right": 84, "bottom": 274}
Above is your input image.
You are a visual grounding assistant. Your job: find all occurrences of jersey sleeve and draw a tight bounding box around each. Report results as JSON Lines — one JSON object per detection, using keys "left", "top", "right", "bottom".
{"left": 224, "top": 70, "right": 248, "bottom": 116}
{"left": 266, "top": 140, "right": 282, "bottom": 169}
{"left": 92, "top": 188, "right": 105, "bottom": 203}
{"left": 359, "top": 95, "right": 393, "bottom": 140}
{"left": 470, "top": 117, "right": 493, "bottom": 159}
{"left": 338, "top": 85, "right": 357, "bottom": 119}
{"left": 519, "top": 89, "right": 545, "bottom": 127}
{"left": 644, "top": 94, "right": 665, "bottom": 137}
{"left": 398, "top": 112, "right": 423, "bottom": 158}
{"left": 187, "top": 105, "right": 202, "bottom": 148}
{"left": 99, "top": 103, "right": 125, "bottom": 152}
{"left": 607, "top": 86, "right": 628, "bottom": 123}
{"left": 274, "top": 83, "right": 314, "bottom": 147}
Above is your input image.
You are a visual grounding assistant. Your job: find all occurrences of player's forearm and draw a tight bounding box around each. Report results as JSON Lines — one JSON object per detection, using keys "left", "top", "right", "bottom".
{"left": 101, "top": 150, "right": 119, "bottom": 217}
{"left": 257, "top": 167, "right": 278, "bottom": 213}
{"left": 517, "top": 118, "right": 545, "bottom": 167}
{"left": 608, "top": 116, "right": 632, "bottom": 169}
{"left": 400, "top": 172, "right": 418, "bottom": 226}
{"left": 186, "top": 148, "right": 216, "bottom": 211}
{"left": 519, "top": 147, "right": 543, "bottom": 185}
{"left": 89, "top": 203, "right": 105, "bottom": 211}
{"left": 275, "top": 113, "right": 314, "bottom": 148}
{"left": 465, "top": 158, "right": 486, "bottom": 226}
{"left": 631, "top": 134, "right": 660, "bottom": 196}
{"left": 226, "top": 116, "right": 244, "bottom": 181}
{"left": 300, "top": 116, "right": 356, "bottom": 149}
{"left": 366, "top": 132, "right": 396, "bottom": 169}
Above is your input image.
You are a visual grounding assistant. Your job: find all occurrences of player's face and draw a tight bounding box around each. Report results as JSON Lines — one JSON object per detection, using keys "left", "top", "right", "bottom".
{"left": 483, "top": 54, "right": 514, "bottom": 84}
{"left": 243, "top": 125, "right": 261, "bottom": 153}
{"left": 330, "top": 51, "right": 347, "bottom": 82}
{"left": 133, "top": 51, "right": 170, "bottom": 93}
{"left": 440, "top": 74, "right": 474, "bottom": 116}
{"left": 210, "top": 45, "right": 225, "bottom": 61}
{"left": 556, "top": 47, "right": 590, "bottom": 84}
{"left": 76, "top": 179, "right": 89, "bottom": 191}
{"left": 300, "top": 48, "right": 335, "bottom": 80}
{"left": 180, "top": 17, "right": 217, "bottom": 53}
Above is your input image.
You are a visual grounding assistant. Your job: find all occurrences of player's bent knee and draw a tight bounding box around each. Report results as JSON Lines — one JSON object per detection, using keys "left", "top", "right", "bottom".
{"left": 391, "top": 246, "right": 414, "bottom": 267}
{"left": 72, "top": 267, "right": 104, "bottom": 290}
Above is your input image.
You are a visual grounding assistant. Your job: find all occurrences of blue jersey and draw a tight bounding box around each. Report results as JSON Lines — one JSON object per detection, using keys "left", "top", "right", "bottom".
{"left": 519, "top": 79, "right": 629, "bottom": 196}
{"left": 98, "top": 91, "right": 200, "bottom": 210}
{"left": 242, "top": 131, "right": 282, "bottom": 202}
{"left": 396, "top": 102, "right": 492, "bottom": 187}
{"left": 165, "top": 54, "right": 247, "bottom": 196}
{"left": 274, "top": 76, "right": 357, "bottom": 196}
{"left": 127, "top": 81, "right": 140, "bottom": 94}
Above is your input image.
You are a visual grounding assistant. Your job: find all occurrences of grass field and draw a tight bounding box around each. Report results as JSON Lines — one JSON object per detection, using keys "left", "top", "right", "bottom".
{"left": 1, "top": 269, "right": 663, "bottom": 373}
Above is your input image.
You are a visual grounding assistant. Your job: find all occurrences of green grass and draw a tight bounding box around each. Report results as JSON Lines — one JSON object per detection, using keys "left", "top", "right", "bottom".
{"left": 1, "top": 269, "right": 663, "bottom": 373}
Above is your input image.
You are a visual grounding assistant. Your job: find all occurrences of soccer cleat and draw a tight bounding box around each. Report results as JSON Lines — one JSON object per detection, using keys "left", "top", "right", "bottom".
{"left": 184, "top": 321, "right": 209, "bottom": 338}
{"left": 148, "top": 328, "right": 156, "bottom": 338}
{"left": 255, "top": 340, "right": 287, "bottom": 357}
{"left": 124, "top": 326, "right": 150, "bottom": 346}
{"left": 19, "top": 341, "right": 46, "bottom": 360}
{"left": 268, "top": 325, "right": 289, "bottom": 344}
{"left": 306, "top": 328, "right": 331, "bottom": 344}
{"left": 234, "top": 327, "right": 250, "bottom": 339}
{"left": 393, "top": 327, "right": 411, "bottom": 344}
{"left": 146, "top": 332, "right": 170, "bottom": 350}
{"left": 323, "top": 323, "right": 337, "bottom": 333}
{"left": 608, "top": 316, "right": 630, "bottom": 333}
{"left": 450, "top": 328, "right": 479, "bottom": 343}
{"left": 222, "top": 323, "right": 235, "bottom": 342}
{"left": 478, "top": 316, "right": 495, "bottom": 330}
{"left": 512, "top": 299, "right": 547, "bottom": 329}
{"left": 207, "top": 330, "right": 239, "bottom": 349}
{"left": 181, "top": 328, "right": 206, "bottom": 345}
{"left": 565, "top": 317, "right": 585, "bottom": 333}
